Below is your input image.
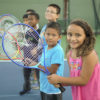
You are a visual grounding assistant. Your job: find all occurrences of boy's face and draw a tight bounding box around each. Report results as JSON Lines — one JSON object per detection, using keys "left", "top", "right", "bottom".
{"left": 28, "top": 15, "right": 39, "bottom": 28}
{"left": 45, "top": 28, "right": 61, "bottom": 48}
{"left": 23, "top": 18, "right": 28, "bottom": 25}
{"left": 45, "top": 6, "right": 59, "bottom": 22}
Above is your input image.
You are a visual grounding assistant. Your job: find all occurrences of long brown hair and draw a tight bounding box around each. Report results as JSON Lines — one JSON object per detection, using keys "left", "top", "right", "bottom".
{"left": 66, "top": 19, "right": 96, "bottom": 57}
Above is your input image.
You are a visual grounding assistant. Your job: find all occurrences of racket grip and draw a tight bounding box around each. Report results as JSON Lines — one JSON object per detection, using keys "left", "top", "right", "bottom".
{"left": 48, "top": 73, "right": 65, "bottom": 93}
{"left": 58, "top": 83, "right": 65, "bottom": 93}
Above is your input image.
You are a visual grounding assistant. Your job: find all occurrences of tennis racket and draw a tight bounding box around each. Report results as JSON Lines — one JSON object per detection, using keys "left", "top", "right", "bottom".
{"left": 2, "top": 23, "right": 65, "bottom": 92}
{"left": 0, "top": 14, "right": 20, "bottom": 35}
{"left": 0, "top": 14, "right": 20, "bottom": 60}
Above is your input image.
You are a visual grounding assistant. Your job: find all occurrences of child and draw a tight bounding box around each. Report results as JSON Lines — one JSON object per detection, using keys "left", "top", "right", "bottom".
{"left": 40, "top": 4, "right": 61, "bottom": 45}
{"left": 23, "top": 14, "right": 28, "bottom": 24}
{"left": 26, "top": 9, "right": 35, "bottom": 14}
{"left": 28, "top": 13, "right": 40, "bottom": 32}
{"left": 38, "top": 22, "right": 64, "bottom": 100}
{"left": 28, "top": 12, "right": 41, "bottom": 89}
{"left": 48, "top": 19, "right": 100, "bottom": 100}
{"left": 20, "top": 12, "right": 41, "bottom": 95}
{"left": 25, "top": 9, "right": 39, "bottom": 29}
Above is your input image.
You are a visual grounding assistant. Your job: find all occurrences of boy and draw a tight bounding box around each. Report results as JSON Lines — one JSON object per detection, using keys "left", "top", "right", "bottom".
{"left": 26, "top": 9, "right": 39, "bottom": 29}
{"left": 23, "top": 14, "right": 28, "bottom": 24}
{"left": 38, "top": 22, "right": 64, "bottom": 100}
{"left": 20, "top": 12, "right": 40, "bottom": 95}
{"left": 40, "top": 4, "right": 61, "bottom": 45}
{"left": 28, "top": 13, "right": 41, "bottom": 89}
{"left": 28, "top": 13, "right": 40, "bottom": 32}
{"left": 26, "top": 9, "right": 36, "bottom": 14}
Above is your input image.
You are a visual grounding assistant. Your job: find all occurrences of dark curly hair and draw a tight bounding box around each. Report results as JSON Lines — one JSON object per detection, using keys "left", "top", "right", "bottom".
{"left": 66, "top": 19, "right": 96, "bottom": 57}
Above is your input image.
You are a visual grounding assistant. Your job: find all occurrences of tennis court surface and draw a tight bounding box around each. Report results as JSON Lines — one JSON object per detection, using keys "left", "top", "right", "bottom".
{"left": 0, "top": 61, "right": 72, "bottom": 100}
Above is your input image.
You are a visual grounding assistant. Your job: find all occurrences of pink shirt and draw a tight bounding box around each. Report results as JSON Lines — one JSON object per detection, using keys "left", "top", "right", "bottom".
{"left": 69, "top": 51, "right": 100, "bottom": 100}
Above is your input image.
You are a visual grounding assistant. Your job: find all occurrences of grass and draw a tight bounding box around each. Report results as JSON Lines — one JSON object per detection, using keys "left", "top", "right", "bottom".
{"left": 95, "top": 35, "right": 100, "bottom": 59}
{"left": 61, "top": 35, "right": 67, "bottom": 54}
{"left": 61, "top": 34, "right": 100, "bottom": 59}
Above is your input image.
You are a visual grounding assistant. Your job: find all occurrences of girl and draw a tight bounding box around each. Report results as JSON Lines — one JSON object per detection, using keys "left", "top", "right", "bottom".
{"left": 48, "top": 19, "right": 100, "bottom": 100}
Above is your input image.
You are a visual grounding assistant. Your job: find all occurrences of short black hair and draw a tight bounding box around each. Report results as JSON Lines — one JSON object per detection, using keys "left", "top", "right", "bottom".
{"left": 28, "top": 13, "right": 39, "bottom": 20}
{"left": 46, "top": 21, "right": 61, "bottom": 35}
{"left": 26, "top": 9, "right": 36, "bottom": 13}
{"left": 48, "top": 4, "right": 61, "bottom": 14}
{"left": 23, "top": 14, "right": 28, "bottom": 19}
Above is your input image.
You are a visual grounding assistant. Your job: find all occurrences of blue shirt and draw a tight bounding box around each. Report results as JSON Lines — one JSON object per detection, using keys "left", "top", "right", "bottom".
{"left": 40, "top": 44, "right": 64, "bottom": 94}
{"left": 40, "top": 24, "right": 47, "bottom": 46}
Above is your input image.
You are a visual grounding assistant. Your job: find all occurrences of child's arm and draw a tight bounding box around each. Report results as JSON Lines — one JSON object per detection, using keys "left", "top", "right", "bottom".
{"left": 66, "top": 52, "right": 71, "bottom": 71}
{"left": 38, "top": 46, "right": 63, "bottom": 74}
{"left": 38, "top": 64, "right": 59, "bottom": 74}
{"left": 48, "top": 50, "right": 99, "bottom": 86}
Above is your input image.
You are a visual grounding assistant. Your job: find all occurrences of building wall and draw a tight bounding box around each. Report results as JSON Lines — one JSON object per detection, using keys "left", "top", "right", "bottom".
{"left": 0, "top": 0, "right": 100, "bottom": 31}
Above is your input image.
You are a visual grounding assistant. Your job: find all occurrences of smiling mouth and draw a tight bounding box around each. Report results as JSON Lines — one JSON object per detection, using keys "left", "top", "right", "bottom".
{"left": 71, "top": 42, "right": 76, "bottom": 44}
{"left": 48, "top": 41, "right": 52, "bottom": 43}
{"left": 70, "top": 42, "right": 78, "bottom": 46}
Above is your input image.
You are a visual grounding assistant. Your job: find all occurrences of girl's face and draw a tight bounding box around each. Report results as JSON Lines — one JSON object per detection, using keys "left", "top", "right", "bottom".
{"left": 67, "top": 24, "right": 86, "bottom": 49}
{"left": 45, "top": 28, "right": 61, "bottom": 48}
{"left": 45, "top": 6, "right": 59, "bottom": 22}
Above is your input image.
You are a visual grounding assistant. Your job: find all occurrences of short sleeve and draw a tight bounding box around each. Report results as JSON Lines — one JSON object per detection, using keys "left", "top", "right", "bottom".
{"left": 51, "top": 50, "right": 63, "bottom": 65}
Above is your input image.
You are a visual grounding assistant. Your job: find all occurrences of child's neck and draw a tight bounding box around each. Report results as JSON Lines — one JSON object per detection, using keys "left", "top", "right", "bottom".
{"left": 47, "top": 46, "right": 53, "bottom": 50}
{"left": 71, "top": 49, "right": 78, "bottom": 58}
{"left": 33, "top": 26, "right": 37, "bottom": 30}
{"left": 48, "top": 20, "right": 56, "bottom": 23}
{"left": 47, "top": 44, "right": 57, "bottom": 50}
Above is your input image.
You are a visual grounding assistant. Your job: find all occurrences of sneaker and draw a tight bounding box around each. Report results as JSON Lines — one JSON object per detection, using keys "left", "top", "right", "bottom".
{"left": 32, "top": 81, "right": 39, "bottom": 89}
{"left": 19, "top": 89, "right": 30, "bottom": 95}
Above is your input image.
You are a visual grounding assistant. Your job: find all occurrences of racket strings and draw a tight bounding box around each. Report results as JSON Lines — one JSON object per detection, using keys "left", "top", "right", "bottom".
{"left": 0, "top": 15, "right": 20, "bottom": 35}
{"left": 21, "top": 42, "right": 41, "bottom": 66}
{"left": 3, "top": 24, "right": 42, "bottom": 66}
{"left": 0, "top": 14, "right": 21, "bottom": 60}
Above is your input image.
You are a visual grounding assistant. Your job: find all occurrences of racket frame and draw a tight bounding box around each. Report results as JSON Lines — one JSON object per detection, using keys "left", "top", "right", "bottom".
{"left": 2, "top": 23, "right": 65, "bottom": 92}
{"left": 2, "top": 23, "right": 49, "bottom": 74}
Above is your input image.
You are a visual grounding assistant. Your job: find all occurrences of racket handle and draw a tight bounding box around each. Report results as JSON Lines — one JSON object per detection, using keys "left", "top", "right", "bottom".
{"left": 58, "top": 83, "right": 65, "bottom": 93}
{"left": 48, "top": 73, "right": 65, "bottom": 93}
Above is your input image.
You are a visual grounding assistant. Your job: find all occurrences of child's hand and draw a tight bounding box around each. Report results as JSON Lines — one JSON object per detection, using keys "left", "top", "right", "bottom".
{"left": 24, "top": 58, "right": 37, "bottom": 66}
{"left": 30, "top": 61, "right": 38, "bottom": 66}
{"left": 53, "top": 84, "right": 60, "bottom": 88}
{"left": 24, "top": 58, "right": 31, "bottom": 66}
{"left": 48, "top": 74, "right": 60, "bottom": 84}
{"left": 31, "top": 47, "right": 38, "bottom": 56}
